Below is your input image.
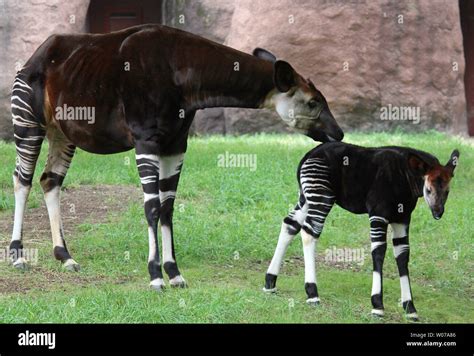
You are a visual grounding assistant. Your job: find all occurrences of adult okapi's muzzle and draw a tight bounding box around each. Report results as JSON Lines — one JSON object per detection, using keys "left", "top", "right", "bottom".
{"left": 307, "top": 107, "right": 344, "bottom": 143}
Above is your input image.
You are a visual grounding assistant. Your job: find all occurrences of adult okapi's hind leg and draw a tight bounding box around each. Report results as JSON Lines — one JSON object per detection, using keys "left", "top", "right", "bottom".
{"left": 9, "top": 74, "right": 46, "bottom": 269}
{"left": 39, "top": 129, "right": 79, "bottom": 271}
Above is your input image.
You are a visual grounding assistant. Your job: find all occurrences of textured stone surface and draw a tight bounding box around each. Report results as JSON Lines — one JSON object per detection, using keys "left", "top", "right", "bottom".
{"left": 0, "top": 0, "right": 89, "bottom": 139}
{"left": 223, "top": 0, "right": 467, "bottom": 135}
{"left": 0, "top": 0, "right": 468, "bottom": 139}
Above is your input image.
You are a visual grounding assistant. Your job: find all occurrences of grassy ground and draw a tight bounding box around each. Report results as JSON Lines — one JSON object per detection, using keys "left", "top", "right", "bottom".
{"left": 0, "top": 131, "right": 472, "bottom": 323}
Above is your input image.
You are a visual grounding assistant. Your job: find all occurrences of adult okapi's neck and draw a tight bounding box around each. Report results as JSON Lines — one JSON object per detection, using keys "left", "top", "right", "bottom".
{"left": 175, "top": 47, "right": 276, "bottom": 111}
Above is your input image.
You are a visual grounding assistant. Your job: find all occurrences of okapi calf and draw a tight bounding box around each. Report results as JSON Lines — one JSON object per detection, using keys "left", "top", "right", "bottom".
{"left": 264, "top": 142, "right": 459, "bottom": 320}
{"left": 9, "top": 24, "right": 343, "bottom": 291}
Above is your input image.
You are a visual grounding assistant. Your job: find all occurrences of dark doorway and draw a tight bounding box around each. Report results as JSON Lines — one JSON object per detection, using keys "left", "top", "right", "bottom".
{"left": 460, "top": 0, "right": 474, "bottom": 136}
{"left": 86, "top": 0, "right": 162, "bottom": 33}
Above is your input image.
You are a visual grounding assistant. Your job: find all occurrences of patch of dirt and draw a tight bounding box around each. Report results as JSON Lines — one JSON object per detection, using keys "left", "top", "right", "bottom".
{"left": 0, "top": 184, "right": 142, "bottom": 242}
{"left": 0, "top": 184, "right": 142, "bottom": 294}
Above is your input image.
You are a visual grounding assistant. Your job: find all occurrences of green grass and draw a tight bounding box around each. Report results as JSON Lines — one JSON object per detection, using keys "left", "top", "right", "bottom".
{"left": 0, "top": 131, "right": 472, "bottom": 323}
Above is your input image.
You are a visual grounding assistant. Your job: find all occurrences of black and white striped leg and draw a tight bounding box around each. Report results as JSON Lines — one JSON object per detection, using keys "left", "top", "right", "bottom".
{"left": 369, "top": 216, "right": 388, "bottom": 317}
{"left": 300, "top": 158, "right": 335, "bottom": 305}
{"left": 136, "top": 151, "right": 164, "bottom": 291}
{"left": 264, "top": 194, "right": 307, "bottom": 293}
{"left": 10, "top": 75, "right": 45, "bottom": 269}
{"left": 391, "top": 223, "right": 418, "bottom": 321}
{"left": 39, "top": 133, "right": 78, "bottom": 271}
{"left": 159, "top": 154, "right": 186, "bottom": 288}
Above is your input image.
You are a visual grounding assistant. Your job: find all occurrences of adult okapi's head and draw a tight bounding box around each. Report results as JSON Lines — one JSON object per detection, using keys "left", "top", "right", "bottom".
{"left": 409, "top": 149, "right": 460, "bottom": 220}
{"left": 254, "top": 48, "right": 344, "bottom": 142}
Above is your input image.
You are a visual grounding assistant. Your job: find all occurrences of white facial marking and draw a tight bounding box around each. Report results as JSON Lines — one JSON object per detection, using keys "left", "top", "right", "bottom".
{"left": 272, "top": 89, "right": 315, "bottom": 129}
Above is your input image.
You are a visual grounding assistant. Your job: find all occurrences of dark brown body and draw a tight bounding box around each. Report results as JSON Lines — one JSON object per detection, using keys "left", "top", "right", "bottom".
{"left": 10, "top": 24, "right": 343, "bottom": 288}
{"left": 35, "top": 24, "right": 274, "bottom": 155}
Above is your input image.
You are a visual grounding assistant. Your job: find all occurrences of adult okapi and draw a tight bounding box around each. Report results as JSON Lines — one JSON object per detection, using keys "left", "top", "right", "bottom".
{"left": 10, "top": 24, "right": 343, "bottom": 290}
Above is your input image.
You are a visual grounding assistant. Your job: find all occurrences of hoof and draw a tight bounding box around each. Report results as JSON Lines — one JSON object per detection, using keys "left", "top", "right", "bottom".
{"left": 150, "top": 278, "right": 166, "bottom": 292}
{"left": 262, "top": 287, "right": 277, "bottom": 294}
{"left": 406, "top": 312, "right": 419, "bottom": 322}
{"left": 306, "top": 297, "right": 320, "bottom": 306}
{"left": 371, "top": 308, "right": 385, "bottom": 317}
{"left": 169, "top": 275, "right": 187, "bottom": 288}
{"left": 63, "top": 259, "right": 80, "bottom": 272}
{"left": 12, "top": 257, "right": 28, "bottom": 271}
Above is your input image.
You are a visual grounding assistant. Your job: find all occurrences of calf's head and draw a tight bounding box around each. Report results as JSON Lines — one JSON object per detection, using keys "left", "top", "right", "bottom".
{"left": 409, "top": 149, "right": 460, "bottom": 220}
{"left": 254, "top": 48, "right": 344, "bottom": 143}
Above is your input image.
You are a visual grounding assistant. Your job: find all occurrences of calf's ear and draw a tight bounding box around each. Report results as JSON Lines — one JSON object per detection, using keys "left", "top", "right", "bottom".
{"left": 273, "top": 60, "right": 296, "bottom": 93}
{"left": 445, "top": 149, "right": 460, "bottom": 173}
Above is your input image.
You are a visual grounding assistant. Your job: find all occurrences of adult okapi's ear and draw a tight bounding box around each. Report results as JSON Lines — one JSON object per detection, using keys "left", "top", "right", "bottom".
{"left": 408, "top": 153, "right": 433, "bottom": 175}
{"left": 273, "top": 60, "right": 296, "bottom": 93}
{"left": 253, "top": 47, "right": 277, "bottom": 63}
{"left": 445, "top": 149, "right": 460, "bottom": 174}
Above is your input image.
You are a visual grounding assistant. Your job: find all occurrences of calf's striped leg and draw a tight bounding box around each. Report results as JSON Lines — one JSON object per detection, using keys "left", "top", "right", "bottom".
{"left": 264, "top": 194, "right": 307, "bottom": 293}
{"left": 40, "top": 132, "right": 78, "bottom": 271}
{"left": 9, "top": 75, "right": 45, "bottom": 269}
{"left": 369, "top": 216, "right": 388, "bottom": 316}
{"left": 159, "top": 154, "right": 186, "bottom": 288}
{"left": 300, "top": 158, "right": 335, "bottom": 304}
{"left": 135, "top": 151, "right": 163, "bottom": 291}
{"left": 391, "top": 223, "right": 418, "bottom": 320}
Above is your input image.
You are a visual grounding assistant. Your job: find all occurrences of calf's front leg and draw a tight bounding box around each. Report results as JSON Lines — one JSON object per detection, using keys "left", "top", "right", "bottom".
{"left": 391, "top": 223, "right": 418, "bottom": 321}
{"left": 369, "top": 215, "right": 388, "bottom": 317}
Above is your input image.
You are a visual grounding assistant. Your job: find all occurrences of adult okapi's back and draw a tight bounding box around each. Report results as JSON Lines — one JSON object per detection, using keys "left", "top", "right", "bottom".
{"left": 9, "top": 24, "right": 343, "bottom": 290}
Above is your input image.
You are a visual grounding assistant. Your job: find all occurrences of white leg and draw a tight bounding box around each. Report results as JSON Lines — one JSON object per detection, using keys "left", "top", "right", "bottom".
{"left": 10, "top": 175, "right": 30, "bottom": 268}
{"left": 159, "top": 154, "right": 187, "bottom": 287}
{"left": 301, "top": 229, "right": 319, "bottom": 304}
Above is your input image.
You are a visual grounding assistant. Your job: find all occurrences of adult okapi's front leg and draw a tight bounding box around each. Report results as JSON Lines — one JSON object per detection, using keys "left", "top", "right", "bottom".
{"left": 391, "top": 223, "right": 418, "bottom": 321}
{"left": 40, "top": 131, "right": 78, "bottom": 271}
{"left": 369, "top": 215, "right": 388, "bottom": 316}
{"left": 158, "top": 154, "right": 186, "bottom": 287}
{"left": 135, "top": 149, "right": 163, "bottom": 291}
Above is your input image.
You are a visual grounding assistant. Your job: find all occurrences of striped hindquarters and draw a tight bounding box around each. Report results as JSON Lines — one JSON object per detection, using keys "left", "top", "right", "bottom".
{"left": 11, "top": 72, "right": 45, "bottom": 186}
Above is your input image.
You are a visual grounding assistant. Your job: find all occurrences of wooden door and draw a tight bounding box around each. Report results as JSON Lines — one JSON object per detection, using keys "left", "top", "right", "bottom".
{"left": 87, "top": 0, "right": 162, "bottom": 34}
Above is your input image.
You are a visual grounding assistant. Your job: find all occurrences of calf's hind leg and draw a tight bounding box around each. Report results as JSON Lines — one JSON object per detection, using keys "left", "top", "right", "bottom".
{"left": 40, "top": 131, "right": 79, "bottom": 271}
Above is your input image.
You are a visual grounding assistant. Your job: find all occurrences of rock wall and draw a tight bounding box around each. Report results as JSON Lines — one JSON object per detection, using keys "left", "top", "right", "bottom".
{"left": 0, "top": 0, "right": 89, "bottom": 140}
{"left": 222, "top": 0, "right": 467, "bottom": 135}
{"left": 0, "top": 0, "right": 468, "bottom": 140}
